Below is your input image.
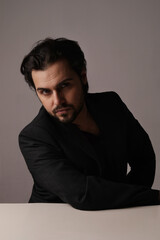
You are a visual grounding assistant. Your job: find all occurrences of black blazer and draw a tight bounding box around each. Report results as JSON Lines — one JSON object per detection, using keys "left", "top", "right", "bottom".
{"left": 19, "top": 92, "right": 159, "bottom": 210}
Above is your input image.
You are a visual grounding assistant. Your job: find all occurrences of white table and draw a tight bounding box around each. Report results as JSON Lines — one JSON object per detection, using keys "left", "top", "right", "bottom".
{"left": 0, "top": 204, "right": 160, "bottom": 240}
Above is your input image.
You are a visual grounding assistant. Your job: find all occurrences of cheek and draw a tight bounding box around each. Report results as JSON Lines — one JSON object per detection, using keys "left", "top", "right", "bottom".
{"left": 38, "top": 96, "right": 54, "bottom": 111}
{"left": 67, "top": 88, "right": 79, "bottom": 102}
{"left": 69, "top": 87, "right": 84, "bottom": 106}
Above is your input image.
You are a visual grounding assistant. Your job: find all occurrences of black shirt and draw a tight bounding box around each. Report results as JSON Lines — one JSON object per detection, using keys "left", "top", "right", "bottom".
{"left": 82, "top": 131, "right": 117, "bottom": 181}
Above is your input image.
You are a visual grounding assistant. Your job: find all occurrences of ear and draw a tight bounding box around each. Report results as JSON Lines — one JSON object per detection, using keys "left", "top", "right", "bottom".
{"left": 81, "top": 70, "right": 87, "bottom": 84}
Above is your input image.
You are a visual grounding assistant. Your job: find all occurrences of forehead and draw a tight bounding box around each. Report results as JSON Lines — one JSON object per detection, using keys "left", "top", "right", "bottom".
{"left": 32, "top": 59, "right": 76, "bottom": 88}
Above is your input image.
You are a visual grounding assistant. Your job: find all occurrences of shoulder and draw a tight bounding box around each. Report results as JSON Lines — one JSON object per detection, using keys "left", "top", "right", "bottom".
{"left": 19, "top": 106, "right": 57, "bottom": 141}
{"left": 86, "top": 91, "right": 125, "bottom": 111}
{"left": 86, "top": 91, "right": 136, "bottom": 125}
{"left": 87, "top": 91, "right": 122, "bottom": 103}
{"left": 19, "top": 107, "right": 46, "bottom": 131}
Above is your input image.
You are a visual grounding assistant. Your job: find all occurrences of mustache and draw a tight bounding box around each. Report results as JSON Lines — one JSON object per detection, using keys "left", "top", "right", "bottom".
{"left": 52, "top": 104, "right": 73, "bottom": 114}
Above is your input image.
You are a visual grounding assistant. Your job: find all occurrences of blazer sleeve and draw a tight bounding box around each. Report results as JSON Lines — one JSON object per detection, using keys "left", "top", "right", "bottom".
{"left": 19, "top": 124, "right": 160, "bottom": 210}
{"left": 114, "top": 93, "right": 156, "bottom": 187}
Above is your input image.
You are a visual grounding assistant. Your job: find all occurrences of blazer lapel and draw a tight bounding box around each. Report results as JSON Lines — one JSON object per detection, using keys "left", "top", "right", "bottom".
{"left": 49, "top": 117, "right": 98, "bottom": 164}
{"left": 86, "top": 94, "right": 120, "bottom": 168}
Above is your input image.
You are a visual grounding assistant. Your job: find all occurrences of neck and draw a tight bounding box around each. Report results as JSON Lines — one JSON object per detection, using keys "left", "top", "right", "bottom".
{"left": 73, "top": 103, "right": 100, "bottom": 135}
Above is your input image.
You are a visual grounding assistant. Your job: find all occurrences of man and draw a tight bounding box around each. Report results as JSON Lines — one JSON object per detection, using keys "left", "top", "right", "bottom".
{"left": 19, "top": 38, "right": 160, "bottom": 210}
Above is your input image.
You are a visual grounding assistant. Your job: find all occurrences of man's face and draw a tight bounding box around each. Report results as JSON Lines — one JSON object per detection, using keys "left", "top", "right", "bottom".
{"left": 32, "top": 59, "right": 87, "bottom": 124}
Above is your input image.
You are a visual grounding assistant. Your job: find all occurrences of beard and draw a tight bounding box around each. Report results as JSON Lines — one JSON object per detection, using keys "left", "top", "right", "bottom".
{"left": 50, "top": 97, "right": 85, "bottom": 124}
{"left": 53, "top": 104, "right": 82, "bottom": 123}
{"left": 47, "top": 81, "right": 87, "bottom": 124}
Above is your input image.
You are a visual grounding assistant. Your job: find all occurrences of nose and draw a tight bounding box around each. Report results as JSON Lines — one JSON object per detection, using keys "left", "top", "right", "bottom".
{"left": 53, "top": 90, "right": 65, "bottom": 106}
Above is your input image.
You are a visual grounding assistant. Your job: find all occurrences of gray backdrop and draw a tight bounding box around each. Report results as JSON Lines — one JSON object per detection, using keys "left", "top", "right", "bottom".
{"left": 1, "top": 0, "right": 160, "bottom": 202}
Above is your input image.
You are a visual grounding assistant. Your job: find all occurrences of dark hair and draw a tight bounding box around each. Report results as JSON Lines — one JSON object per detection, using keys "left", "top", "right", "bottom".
{"left": 20, "top": 37, "right": 88, "bottom": 93}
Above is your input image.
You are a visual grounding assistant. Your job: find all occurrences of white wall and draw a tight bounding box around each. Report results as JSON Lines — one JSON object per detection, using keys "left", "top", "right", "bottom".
{"left": 1, "top": 0, "right": 160, "bottom": 202}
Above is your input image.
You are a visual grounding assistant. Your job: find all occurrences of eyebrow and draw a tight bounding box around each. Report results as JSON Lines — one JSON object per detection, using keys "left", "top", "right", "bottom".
{"left": 36, "top": 78, "right": 73, "bottom": 92}
{"left": 36, "top": 87, "right": 51, "bottom": 92}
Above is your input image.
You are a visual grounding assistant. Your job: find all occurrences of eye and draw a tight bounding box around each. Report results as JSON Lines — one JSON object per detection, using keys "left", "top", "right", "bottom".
{"left": 39, "top": 89, "right": 52, "bottom": 96}
{"left": 60, "top": 82, "right": 70, "bottom": 88}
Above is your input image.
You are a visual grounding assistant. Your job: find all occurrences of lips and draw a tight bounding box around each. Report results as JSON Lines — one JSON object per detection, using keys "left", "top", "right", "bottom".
{"left": 55, "top": 107, "right": 71, "bottom": 114}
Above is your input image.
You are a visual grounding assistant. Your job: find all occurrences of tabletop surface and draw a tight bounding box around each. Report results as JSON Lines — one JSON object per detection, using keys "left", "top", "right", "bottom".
{"left": 0, "top": 203, "right": 160, "bottom": 240}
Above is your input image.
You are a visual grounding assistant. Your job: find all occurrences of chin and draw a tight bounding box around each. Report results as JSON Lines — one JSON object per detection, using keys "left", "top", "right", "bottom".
{"left": 49, "top": 110, "right": 78, "bottom": 124}
{"left": 59, "top": 115, "right": 74, "bottom": 123}
{"left": 48, "top": 114, "right": 72, "bottom": 124}
{"left": 58, "top": 113, "right": 78, "bottom": 124}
